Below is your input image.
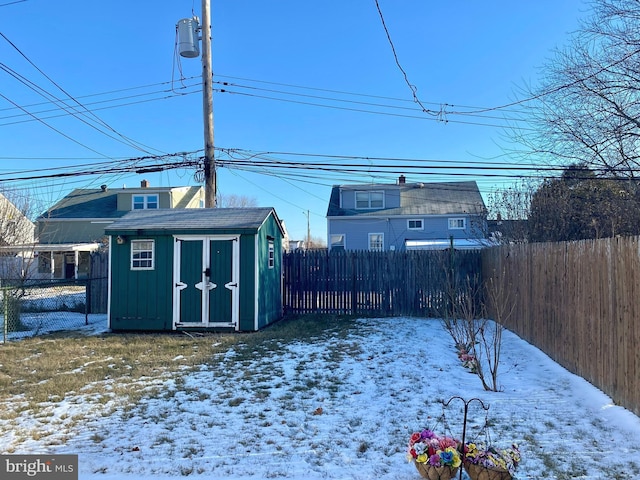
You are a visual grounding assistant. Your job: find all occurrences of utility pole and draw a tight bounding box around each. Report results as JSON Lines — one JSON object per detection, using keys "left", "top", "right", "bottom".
{"left": 305, "top": 210, "right": 311, "bottom": 248}
{"left": 201, "top": 0, "right": 216, "bottom": 207}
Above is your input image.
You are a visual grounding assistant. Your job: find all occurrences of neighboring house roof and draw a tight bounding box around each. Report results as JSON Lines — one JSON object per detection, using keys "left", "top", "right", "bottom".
{"left": 39, "top": 189, "right": 121, "bottom": 220}
{"left": 326, "top": 181, "right": 486, "bottom": 217}
{"left": 105, "top": 208, "right": 285, "bottom": 236}
{"left": 37, "top": 186, "right": 203, "bottom": 220}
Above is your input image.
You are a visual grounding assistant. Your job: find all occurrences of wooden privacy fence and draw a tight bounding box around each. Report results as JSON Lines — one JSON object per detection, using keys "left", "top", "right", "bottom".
{"left": 482, "top": 237, "right": 640, "bottom": 417}
{"left": 283, "top": 249, "right": 482, "bottom": 317}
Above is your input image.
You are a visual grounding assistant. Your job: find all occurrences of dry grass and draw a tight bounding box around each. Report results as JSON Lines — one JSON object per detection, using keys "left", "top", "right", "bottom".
{"left": 0, "top": 315, "right": 357, "bottom": 419}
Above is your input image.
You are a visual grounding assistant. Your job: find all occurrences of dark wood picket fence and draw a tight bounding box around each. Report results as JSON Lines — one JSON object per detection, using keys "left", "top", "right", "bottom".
{"left": 282, "top": 249, "right": 482, "bottom": 316}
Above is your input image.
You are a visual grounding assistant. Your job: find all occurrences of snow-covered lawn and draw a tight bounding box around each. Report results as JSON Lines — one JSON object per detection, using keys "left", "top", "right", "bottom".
{"left": 1, "top": 316, "right": 639, "bottom": 479}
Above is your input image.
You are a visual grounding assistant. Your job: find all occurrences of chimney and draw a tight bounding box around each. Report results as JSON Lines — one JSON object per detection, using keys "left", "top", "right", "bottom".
{"left": 141, "top": 179, "right": 150, "bottom": 188}
{"left": 398, "top": 175, "right": 406, "bottom": 185}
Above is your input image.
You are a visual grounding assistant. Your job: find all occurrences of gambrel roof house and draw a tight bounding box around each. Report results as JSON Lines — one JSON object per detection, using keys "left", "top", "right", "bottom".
{"left": 326, "top": 176, "right": 489, "bottom": 251}
{"left": 36, "top": 181, "right": 204, "bottom": 244}
{"left": 32, "top": 180, "right": 203, "bottom": 279}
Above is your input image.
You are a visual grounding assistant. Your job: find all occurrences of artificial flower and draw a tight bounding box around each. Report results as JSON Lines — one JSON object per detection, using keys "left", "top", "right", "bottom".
{"left": 407, "top": 430, "right": 461, "bottom": 468}
{"left": 463, "top": 443, "right": 520, "bottom": 475}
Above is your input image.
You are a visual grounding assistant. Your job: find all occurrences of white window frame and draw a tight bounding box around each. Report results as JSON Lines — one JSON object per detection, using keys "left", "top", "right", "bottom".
{"left": 448, "top": 218, "right": 466, "bottom": 230}
{"left": 368, "top": 233, "right": 384, "bottom": 251}
{"left": 407, "top": 219, "right": 424, "bottom": 230}
{"left": 132, "top": 194, "right": 159, "bottom": 210}
{"left": 268, "top": 240, "right": 275, "bottom": 269}
{"left": 131, "top": 240, "right": 155, "bottom": 270}
{"left": 355, "top": 191, "right": 384, "bottom": 209}
{"left": 330, "top": 234, "right": 345, "bottom": 250}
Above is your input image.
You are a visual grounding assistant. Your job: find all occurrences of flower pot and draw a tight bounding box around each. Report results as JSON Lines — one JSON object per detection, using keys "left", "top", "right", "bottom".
{"left": 464, "top": 461, "right": 511, "bottom": 480}
{"left": 414, "top": 462, "right": 459, "bottom": 480}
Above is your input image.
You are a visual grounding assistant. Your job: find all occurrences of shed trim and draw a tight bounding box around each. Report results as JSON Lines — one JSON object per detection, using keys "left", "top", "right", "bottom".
{"left": 254, "top": 234, "right": 259, "bottom": 332}
{"left": 107, "top": 241, "right": 113, "bottom": 330}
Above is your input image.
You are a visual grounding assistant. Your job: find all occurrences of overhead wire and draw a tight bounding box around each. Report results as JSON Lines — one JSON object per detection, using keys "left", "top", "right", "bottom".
{"left": 373, "top": 0, "right": 442, "bottom": 118}
{"left": 215, "top": 80, "right": 531, "bottom": 125}
{"left": 0, "top": 90, "right": 112, "bottom": 158}
{"left": 0, "top": 31, "right": 165, "bottom": 155}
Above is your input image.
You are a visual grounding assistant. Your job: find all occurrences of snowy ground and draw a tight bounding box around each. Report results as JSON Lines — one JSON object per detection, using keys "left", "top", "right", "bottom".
{"left": 1, "top": 316, "right": 639, "bottom": 479}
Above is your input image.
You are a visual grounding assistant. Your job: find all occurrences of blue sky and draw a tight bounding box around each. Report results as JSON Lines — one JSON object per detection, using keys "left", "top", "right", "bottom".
{"left": 0, "top": 1, "right": 586, "bottom": 240}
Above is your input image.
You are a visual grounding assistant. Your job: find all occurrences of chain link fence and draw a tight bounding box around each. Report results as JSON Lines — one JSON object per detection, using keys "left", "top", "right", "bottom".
{"left": 0, "top": 278, "right": 108, "bottom": 343}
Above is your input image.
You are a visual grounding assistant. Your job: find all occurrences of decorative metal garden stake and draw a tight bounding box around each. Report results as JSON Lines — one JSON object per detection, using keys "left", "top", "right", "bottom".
{"left": 443, "top": 396, "right": 489, "bottom": 480}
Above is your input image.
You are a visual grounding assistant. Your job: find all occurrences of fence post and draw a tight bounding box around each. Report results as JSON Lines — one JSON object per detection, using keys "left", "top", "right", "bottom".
{"left": 85, "top": 277, "right": 90, "bottom": 325}
{"left": 2, "top": 288, "right": 6, "bottom": 343}
{"left": 351, "top": 253, "right": 357, "bottom": 315}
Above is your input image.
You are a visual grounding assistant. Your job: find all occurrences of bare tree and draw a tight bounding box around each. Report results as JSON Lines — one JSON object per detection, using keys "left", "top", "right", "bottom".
{"left": 513, "top": 0, "right": 640, "bottom": 177}
{"left": 0, "top": 188, "right": 38, "bottom": 332}
{"left": 486, "top": 180, "right": 536, "bottom": 244}
{"left": 216, "top": 193, "right": 258, "bottom": 208}
{"left": 441, "top": 269, "right": 514, "bottom": 392}
{"left": 305, "top": 235, "right": 326, "bottom": 250}
{"left": 0, "top": 190, "right": 36, "bottom": 281}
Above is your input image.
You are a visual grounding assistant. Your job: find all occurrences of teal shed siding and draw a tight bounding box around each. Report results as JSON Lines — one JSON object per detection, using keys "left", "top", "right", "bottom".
{"left": 106, "top": 208, "right": 283, "bottom": 332}
{"left": 109, "top": 235, "right": 174, "bottom": 330}
{"left": 256, "top": 215, "right": 283, "bottom": 329}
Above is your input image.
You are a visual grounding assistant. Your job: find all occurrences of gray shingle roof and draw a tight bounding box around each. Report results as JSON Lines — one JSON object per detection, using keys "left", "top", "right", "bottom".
{"left": 326, "top": 181, "right": 486, "bottom": 217}
{"left": 39, "top": 189, "right": 121, "bottom": 219}
{"left": 105, "top": 208, "right": 279, "bottom": 233}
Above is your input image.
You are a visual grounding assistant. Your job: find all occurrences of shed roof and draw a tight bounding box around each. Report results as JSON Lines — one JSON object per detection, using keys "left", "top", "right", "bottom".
{"left": 326, "top": 181, "right": 486, "bottom": 217}
{"left": 105, "top": 208, "right": 284, "bottom": 235}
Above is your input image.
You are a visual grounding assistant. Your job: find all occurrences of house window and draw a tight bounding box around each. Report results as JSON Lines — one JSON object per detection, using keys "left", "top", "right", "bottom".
{"left": 369, "top": 233, "right": 384, "bottom": 251}
{"left": 330, "top": 234, "right": 345, "bottom": 251}
{"left": 268, "top": 240, "right": 275, "bottom": 269}
{"left": 132, "top": 194, "right": 159, "bottom": 210}
{"left": 131, "top": 240, "right": 154, "bottom": 270}
{"left": 408, "top": 219, "right": 423, "bottom": 230}
{"left": 38, "top": 252, "right": 52, "bottom": 273}
{"left": 448, "top": 218, "right": 466, "bottom": 230}
{"left": 355, "top": 191, "right": 384, "bottom": 209}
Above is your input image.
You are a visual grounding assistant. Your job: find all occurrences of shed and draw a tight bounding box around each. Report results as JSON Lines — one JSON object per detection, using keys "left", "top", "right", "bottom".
{"left": 105, "top": 208, "right": 284, "bottom": 332}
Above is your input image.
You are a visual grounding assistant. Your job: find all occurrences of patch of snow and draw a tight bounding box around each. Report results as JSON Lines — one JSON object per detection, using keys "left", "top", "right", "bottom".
{"left": 0, "top": 317, "right": 638, "bottom": 479}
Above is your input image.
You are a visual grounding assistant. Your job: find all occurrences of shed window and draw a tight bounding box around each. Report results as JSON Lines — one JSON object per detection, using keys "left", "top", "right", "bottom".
{"left": 408, "top": 219, "right": 423, "bottom": 230}
{"left": 268, "top": 240, "right": 275, "bottom": 269}
{"left": 133, "top": 194, "right": 158, "bottom": 210}
{"left": 369, "top": 233, "right": 384, "bottom": 251}
{"left": 355, "top": 191, "right": 384, "bottom": 209}
{"left": 131, "top": 240, "right": 154, "bottom": 270}
{"left": 448, "top": 218, "right": 466, "bottom": 230}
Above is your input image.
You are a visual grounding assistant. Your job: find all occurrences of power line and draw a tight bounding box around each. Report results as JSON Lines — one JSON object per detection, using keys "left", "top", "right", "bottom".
{"left": 0, "top": 32, "right": 164, "bottom": 155}
{"left": 215, "top": 80, "right": 530, "bottom": 126}
{"left": 0, "top": 150, "right": 201, "bottom": 183}
{"left": 0, "top": 91, "right": 112, "bottom": 158}
{"left": 215, "top": 74, "right": 532, "bottom": 115}
{"left": 373, "top": 0, "right": 442, "bottom": 118}
{"left": 0, "top": 0, "right": 27, "bottom": 6}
